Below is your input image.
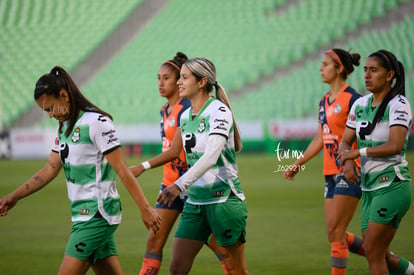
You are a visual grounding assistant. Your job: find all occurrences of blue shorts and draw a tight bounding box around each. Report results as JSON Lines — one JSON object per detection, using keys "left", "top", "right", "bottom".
{"left": 324, "top": 174, "right": 362, "bottom": 199}
{"left": 155, "top": 183, "right": 186, "bottom": 212}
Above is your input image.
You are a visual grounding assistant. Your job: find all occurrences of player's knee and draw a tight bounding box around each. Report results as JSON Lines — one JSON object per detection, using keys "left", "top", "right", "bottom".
{"left": 327, "top": 224, "right": 343, "bottom": 242}
{"left": 146, "top": 232, "right": 167, "bottom": 253}
{"left": 364, "top": 243, "right": 386, "bottom": 262}
{"left": 169, "top": 259, "right": 192, "bottom": 275}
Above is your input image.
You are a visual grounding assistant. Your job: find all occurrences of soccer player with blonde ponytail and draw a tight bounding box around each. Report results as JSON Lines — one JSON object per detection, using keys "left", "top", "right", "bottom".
{"left": 157, "top": 57, "right": 248, "bottom": 274}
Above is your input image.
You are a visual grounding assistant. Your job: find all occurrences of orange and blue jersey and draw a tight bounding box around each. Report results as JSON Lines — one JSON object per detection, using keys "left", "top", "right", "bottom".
{"left": 160, "top": 98, "right": 191, "bottom": 186}
{"left": 318, "top": 84, "right": 361, "bottom": 175}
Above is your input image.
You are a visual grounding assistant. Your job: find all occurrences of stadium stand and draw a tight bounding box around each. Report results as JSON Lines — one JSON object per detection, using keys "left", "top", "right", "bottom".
{"left": 0, "top": 0, "right": 144, "bottom": 129}
{"left": 2, "top": 0, "right": 414, "bottom": 130}
{"left": 76, "top": 0, "right": 414, "bottom": 125}
{"left": 232, "top": 14, "right": 414, "bottom": 121}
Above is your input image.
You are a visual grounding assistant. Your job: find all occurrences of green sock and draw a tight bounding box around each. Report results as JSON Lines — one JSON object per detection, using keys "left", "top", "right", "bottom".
{"left": 390, "top": 256, "right": 409, "bottom": 275}
{"left": 403, "top": 258, "right": 414, "bottom": 275}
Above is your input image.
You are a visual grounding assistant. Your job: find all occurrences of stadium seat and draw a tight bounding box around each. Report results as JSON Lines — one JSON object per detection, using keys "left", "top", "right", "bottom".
{"left": 3, "top": 0, "right": 413, "bottom": 128}
{"left": 1, "top": 0, "right": 144, "bottom": 128}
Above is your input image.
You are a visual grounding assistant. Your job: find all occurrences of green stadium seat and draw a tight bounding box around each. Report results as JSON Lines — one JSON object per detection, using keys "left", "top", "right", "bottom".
{"left": 3, "top": 0, "right": 413, "bottom": 127}
{"left": 1, "top": 0, "right": 144, "bottom": 128}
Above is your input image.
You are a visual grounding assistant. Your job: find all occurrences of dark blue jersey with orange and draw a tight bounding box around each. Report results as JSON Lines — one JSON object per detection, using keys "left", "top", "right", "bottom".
{"left": 318, "top": 84, "right": 361, "bottom": 175}
{"left": 160, "top": 98, "right": 191, "bottom": 186}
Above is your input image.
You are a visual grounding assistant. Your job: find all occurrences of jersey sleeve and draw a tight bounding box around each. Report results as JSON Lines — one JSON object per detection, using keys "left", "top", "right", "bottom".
{"left": 346, "top": 97, "right": 359, "bottom": 129}
{"left": 209, "top": 104, "right": 233, "bottom": 139}
{"left": 389, "top": 95, "right": 412, "bottom": 129}
{"left": 90, "top": 114, "right": 121, "bottom": 154}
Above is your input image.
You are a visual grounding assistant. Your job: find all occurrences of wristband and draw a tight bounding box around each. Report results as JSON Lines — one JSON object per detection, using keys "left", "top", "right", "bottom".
{"left": 141, "top": 161, "right": 151, "bottom": 170}
{"left": 359, "top": 148, "right": 368, "bottom": 157}
{"left": 174, "top": 180, "right": 185, "bottom": 192}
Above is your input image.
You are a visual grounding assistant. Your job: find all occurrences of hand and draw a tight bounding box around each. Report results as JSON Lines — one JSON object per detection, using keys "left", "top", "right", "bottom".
{"left": 343, "top": 160, "right": 360, "bottom": 184}
{"left": 141, "top": 206, "right": 161, "bottom": 233}
{"left": 283, "top": 164, "right": 300, "bottom": 180}
{"left": 130, "top": 164, "right": 145, "bottom": 178}
{"left": 157, "top": 184, "right": 181, "bottom": 207}
{"left": 0, "top": 195, "right": 18, "bottom": 217}
{"left": 337, "top": 149, "right": 359, "bottom": 166}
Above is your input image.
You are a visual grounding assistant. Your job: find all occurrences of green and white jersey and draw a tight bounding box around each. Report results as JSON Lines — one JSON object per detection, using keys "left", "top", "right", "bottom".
{"left": 180, "top": 97, "right": 245, "bottom": 205}
{"left": 52, "top": 111, "right": 122, "bottom": 224}
{"left": 347, "top": 94, "right": 412, "bottom": 191}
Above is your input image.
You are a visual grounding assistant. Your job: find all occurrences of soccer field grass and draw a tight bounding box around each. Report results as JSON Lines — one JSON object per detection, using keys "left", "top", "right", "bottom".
{"left": 0, "top": 153, "right": 413, "bottom": 274}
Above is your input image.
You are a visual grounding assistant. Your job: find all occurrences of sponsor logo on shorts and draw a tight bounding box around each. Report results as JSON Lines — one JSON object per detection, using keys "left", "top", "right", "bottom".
{"left": 377, "top": 207, "right": 388, "bottom": 217}
{"left": 75, "top": 242, "right": 86, "bottom": 252}
{"left": 222, "top": 229, "right": 232, "bottom": 239}
{"left": 336, "top": 178, "right": 349, "bottom": 188}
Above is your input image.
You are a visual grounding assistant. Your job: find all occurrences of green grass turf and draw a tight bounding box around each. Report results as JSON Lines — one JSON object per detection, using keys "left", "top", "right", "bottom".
{"left": 0, "top": 152, "right": 413, "bottom": 274}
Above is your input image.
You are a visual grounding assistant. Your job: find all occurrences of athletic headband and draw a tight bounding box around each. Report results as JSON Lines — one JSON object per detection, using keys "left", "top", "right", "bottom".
{"left": 164, "top": 61, "right": 181, "bottom": 72}
{"left": 326, "top": 50, "right": 349, "bottom": 75}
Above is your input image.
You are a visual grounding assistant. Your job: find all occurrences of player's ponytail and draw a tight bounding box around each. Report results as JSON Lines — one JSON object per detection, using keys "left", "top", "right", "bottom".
{"left": 327, "top": 48, "right": 360, "bottom": 80}
{"left": 163, "top": 51, "right": 188, "bottom": 80}
{"left": 214, "top": 82, "right": 242, "bottom": 152}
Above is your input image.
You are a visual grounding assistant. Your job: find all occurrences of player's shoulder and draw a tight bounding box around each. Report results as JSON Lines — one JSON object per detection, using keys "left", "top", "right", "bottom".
{"left": 388, "top": 95, "right": 412, "bottom": 116}
{"left": 204, "top": 100, "right": 232, "bottom": 121}
{"left": 82, "top": 111, "right": 111, "bottom": 120}
{"left": 179, "top": 98, "right": 191, "bottom": 109}
{"left": 172, "top": 98, "right": 191, "bottom": 117}
{"left": 181, "top": 106, "right": 191, "bottom": 119}
{"left": 319, "top": 91, "right": 329, "bottom": 103}
{"left": 80, "top": 112, "right": 114, "bottom": 131}
{"left": 343, "top": 86, "right": 361, "bottom": 98}
{"left": 160, "top": 102, "right": 168, "bottom": 114}
{"left": 353, "top": 94, "right": 371, "bottom": 107}
{"left": 208, "top": 98, "right": 230, "bottom": 112}
{"left": 390, "top": 94, "right": 411, "bottom": 106}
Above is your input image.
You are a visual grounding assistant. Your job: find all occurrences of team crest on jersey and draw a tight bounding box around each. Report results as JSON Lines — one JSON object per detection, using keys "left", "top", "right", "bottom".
{"left": 334, "top": 104, "right": 342, "bottom": 114}
{"left": 72, "top": 128, "right": 80, "bottom": 143}
{"left": 198, "top": 119, "right": 206, "bottom": 132}
{"left": 169, "top": 117, "right": 175, "bottom": 127}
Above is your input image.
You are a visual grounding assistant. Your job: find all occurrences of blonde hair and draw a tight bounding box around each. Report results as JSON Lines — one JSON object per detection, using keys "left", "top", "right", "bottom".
{"left": 185, "top": 58, "right": 242, "bottom": 152}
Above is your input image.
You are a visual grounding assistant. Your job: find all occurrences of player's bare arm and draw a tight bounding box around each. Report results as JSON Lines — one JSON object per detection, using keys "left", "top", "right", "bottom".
{"left": 130, "top": 130, "right": 183, "bottom": 177}
{"left": 105, "top": 147, "right": 161, "bottom": 232}
{"left": 0, "top": 151, "right": 62, "bottom": 216}
{"left": 21, "top": 152, "right": 62, "bottom": 196}
{"left": 284, "top": 126, "right": 323, "bottom": 180}
{"left": 361, "top": 125, "right": 407, "bottom": 157}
